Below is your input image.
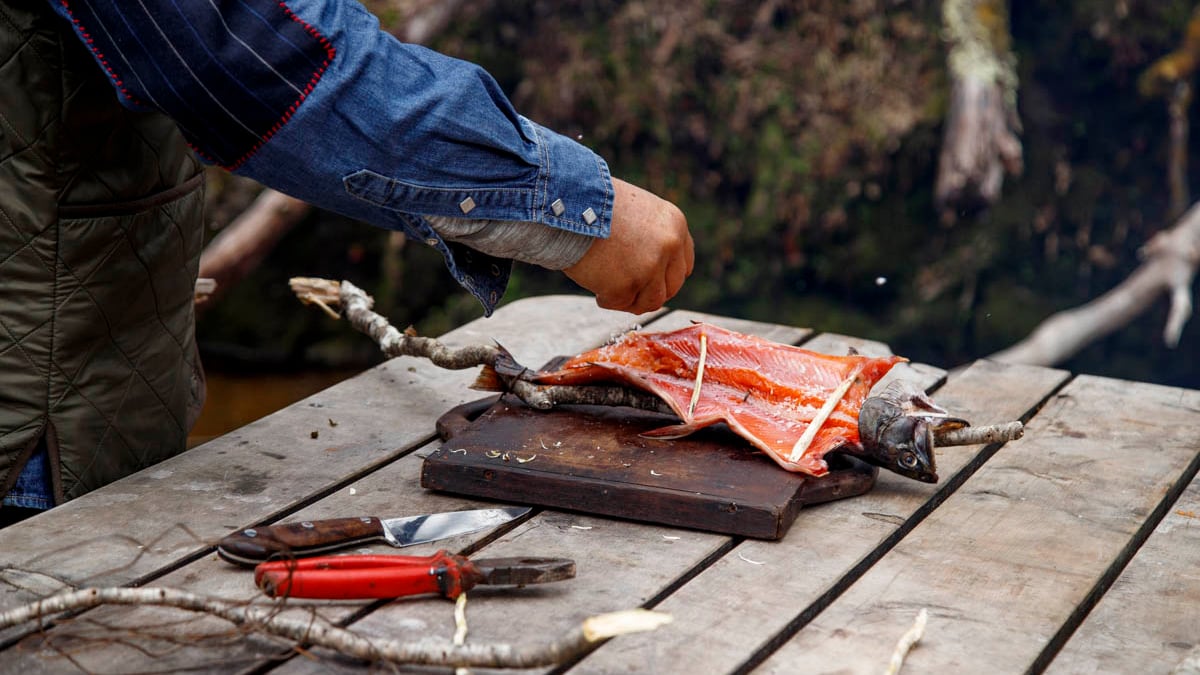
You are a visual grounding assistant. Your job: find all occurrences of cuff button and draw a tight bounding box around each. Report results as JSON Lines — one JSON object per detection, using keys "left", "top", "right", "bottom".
{"left": 459, "top": 196, "right": 477, "bottom": 214}
{"left": 551, "top": 198, "right": 566, "bottom": 216}
{"left": 582, "top": 207, "right": 597, "bottom": 225}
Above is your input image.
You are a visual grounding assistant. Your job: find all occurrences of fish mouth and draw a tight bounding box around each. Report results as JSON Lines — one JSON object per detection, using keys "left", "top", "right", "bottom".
{"left": 895, "top": 466, "right": 939, "bottom": 484}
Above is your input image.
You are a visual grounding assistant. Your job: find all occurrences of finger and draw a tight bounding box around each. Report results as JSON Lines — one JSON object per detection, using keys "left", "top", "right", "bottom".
{"left": 630, "top": 277, "right": 669, "bottom": 314}
{"left": 683, "top": 231, "right": 696, "bottom": 276}
{"left": 664, "top": 256, "right": 687, "bottom": 302}
{"left": 594, "top": 278, "right": 641, "bottom": 313}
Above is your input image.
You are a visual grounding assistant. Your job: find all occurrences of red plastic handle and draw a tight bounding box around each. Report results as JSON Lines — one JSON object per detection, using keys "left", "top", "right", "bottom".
{"left": 255, "top": 550, "right": 475, "bottom": 599}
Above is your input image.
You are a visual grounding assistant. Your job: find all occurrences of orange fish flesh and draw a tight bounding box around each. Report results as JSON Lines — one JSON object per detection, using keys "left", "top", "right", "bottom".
{"left": 529, "top": 323, "right": 905, "bottom": 477}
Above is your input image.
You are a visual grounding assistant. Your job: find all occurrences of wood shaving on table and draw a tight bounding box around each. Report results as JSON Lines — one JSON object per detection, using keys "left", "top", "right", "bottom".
{"left": 884, "top": 608, "right": 928, "bottom": 675}
{"left": 737, "top": 553, "right": 765, "bottom": 565}
{"left": 570, "top": 525, "right": 593, "bottom": 530}
{"left": 454, "top": 593, "right": 470, "bottom": 675}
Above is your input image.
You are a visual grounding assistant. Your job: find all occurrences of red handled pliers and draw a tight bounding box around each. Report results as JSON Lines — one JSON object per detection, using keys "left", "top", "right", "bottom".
{"left": 254, "top": 549, "right": 575, "bottom": 600}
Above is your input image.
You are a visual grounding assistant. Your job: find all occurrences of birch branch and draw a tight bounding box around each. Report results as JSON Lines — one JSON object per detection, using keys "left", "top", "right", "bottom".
{"left": 989, "top": 201, "right": 1200, "bottom": 366}
{"left": 0, "top": 587, "right": 669, "bottom": 669}
{"left": 289, "top": 277, "right": 674, "bottom": 415}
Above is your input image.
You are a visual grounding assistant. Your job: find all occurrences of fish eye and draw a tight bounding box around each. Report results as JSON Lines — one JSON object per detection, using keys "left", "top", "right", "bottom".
{"left": 899, "top": 452, "right": 918, "bottom": 470}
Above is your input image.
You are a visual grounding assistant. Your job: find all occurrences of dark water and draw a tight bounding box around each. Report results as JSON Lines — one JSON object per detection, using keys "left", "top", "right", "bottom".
{"left": 187, "top": 369, "right": 360, "bottom": 447}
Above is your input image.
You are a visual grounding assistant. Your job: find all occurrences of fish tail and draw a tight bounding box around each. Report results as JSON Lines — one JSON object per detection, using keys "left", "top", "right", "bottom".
{"left": 470, "top": 343, "right": 529, "bottom": 392}
{"left": 471, "top": 365, "right": 505, "bottom": 392}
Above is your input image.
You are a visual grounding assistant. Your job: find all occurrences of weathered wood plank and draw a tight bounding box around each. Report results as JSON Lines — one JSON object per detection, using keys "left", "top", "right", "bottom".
{"left": 576, "top": 359, "right": 1066, "bottom": 674}
{"left": 0, "top": 297, "right": 658, "bottom": 635}
{"left": 757, "top": 374, "right": 1200, "bottom": 673}
{"left": 1047, "top": 464, "right": 1200, "bottom": 673}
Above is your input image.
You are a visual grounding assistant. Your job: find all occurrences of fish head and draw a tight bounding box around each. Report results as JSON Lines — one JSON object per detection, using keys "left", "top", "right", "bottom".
{"left": 854, "top": 381, "right": 967, "bottom": 483}
{"left": 856, "top": 411, "right": 939, "bottom": 482}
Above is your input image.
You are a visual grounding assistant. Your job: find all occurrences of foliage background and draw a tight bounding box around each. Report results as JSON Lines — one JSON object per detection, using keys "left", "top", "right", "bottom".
{"left": 197, "top": 0, "right": 1200, "bottom": 389}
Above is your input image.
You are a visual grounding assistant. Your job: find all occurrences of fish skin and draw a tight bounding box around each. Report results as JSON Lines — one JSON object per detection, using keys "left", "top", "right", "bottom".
{"left": 531, "top": 323, "right": 906, "bottom": 476}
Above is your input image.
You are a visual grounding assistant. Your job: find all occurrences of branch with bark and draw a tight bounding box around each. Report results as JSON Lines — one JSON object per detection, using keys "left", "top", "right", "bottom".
{"left": 0, "top": 586, "right": 670, "bottom": 668}
{"left": 291, "top": 277, "right": 1023, "bottom": 448}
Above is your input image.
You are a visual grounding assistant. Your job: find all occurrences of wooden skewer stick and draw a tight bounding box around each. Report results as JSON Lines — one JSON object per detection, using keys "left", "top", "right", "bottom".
{"left": 687, "top": 333, "right": 708, "bottom": 419}
{"left": 788, "top": 363, "right": 866, "bottom": 463}
{"left": 935, "top": 421, "right": 1024, "bottom": 447}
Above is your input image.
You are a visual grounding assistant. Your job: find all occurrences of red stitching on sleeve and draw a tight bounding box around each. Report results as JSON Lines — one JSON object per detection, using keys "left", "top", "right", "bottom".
{"left": 226, "top": 1, "right": 336, "bottom": 170}
{"left": 58, "top": 0, "right": 337, "bottom": 171}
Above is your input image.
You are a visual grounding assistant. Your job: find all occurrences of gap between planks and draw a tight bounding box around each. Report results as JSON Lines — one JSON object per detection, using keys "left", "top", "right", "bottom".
{"left": 727, "top": 372, "right": 1076, "bottom": 675}
{"left": 1027, "top": 447, "right": 1200, "bottom": 673}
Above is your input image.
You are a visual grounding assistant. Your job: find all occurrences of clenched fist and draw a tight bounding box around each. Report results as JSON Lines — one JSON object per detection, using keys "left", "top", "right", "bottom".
{"left": 565, "top": 178, "right": 694, "bottom": 314}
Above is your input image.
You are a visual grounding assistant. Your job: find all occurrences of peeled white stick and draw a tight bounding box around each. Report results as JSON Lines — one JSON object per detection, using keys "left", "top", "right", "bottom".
{"left": 789, "top": 363, "right": 866, "bottom": 462}
{"left": 687, "top": 333, "right": 708, "bottom": 419}
{"left": 884, "top": 608, "right": 928, "bottom": 675}
{"left": 454, "top": 593, "right": 470, "bottom": 675}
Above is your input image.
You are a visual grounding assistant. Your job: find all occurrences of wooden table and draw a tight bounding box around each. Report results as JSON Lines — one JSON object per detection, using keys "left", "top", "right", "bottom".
{"left": 1, "top": 296, "right": 1197, "bottom": 674}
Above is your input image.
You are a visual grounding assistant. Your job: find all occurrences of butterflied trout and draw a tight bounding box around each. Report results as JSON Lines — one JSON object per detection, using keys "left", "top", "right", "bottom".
{"left": 479, "top": 323, "right": 962, "bottom": 483}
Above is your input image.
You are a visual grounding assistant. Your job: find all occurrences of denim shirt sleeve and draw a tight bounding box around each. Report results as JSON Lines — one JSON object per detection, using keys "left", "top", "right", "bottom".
{"left": 50, "top": 0, "right": 612, "bottom": 315}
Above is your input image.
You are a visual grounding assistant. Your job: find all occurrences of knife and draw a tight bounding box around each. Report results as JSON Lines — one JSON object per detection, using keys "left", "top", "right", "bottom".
{"left": 217, "top": 506, "right": 530, "bottom": 567}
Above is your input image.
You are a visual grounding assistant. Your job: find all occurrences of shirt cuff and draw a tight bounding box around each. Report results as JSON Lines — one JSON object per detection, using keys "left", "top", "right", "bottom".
{"left": 523, "top": 118, "right": 614, "bottom": 239}
{"left": 426, "top": 215, "right": 594, "bottom": 270}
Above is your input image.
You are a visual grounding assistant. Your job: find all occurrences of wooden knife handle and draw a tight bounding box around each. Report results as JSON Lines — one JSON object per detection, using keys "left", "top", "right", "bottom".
{"left": 217, "top": 517, "right": 386, "bottom": 567}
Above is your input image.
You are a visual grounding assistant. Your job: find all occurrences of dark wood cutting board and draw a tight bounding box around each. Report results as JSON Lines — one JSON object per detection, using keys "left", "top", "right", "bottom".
{"left": 420, "top": 393, "right": 877, "bottom": 540}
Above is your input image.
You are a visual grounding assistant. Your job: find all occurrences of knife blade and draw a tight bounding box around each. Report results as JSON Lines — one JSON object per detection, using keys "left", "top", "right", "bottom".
{"left": 217, "top": 506, "right": 530, "bottom": 567}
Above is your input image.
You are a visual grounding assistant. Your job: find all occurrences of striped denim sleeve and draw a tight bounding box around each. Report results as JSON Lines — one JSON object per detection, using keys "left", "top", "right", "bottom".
{"left": 55, "top": 0, "right": 335, "bottom": 170}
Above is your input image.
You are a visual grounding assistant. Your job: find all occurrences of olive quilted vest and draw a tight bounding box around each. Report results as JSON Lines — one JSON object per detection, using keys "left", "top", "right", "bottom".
{"left": 0, "top": 3, "right": 206, "bottom": 503}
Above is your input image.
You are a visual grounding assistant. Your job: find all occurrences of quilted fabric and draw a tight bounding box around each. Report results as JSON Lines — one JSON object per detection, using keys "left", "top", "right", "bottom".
{"left": 0, "top": 3, "right": 206, "bottom": 502}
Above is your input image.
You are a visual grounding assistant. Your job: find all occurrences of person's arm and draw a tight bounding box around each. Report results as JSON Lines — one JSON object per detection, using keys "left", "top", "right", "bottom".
{"left": 51, "top": 0, "right": 691, "bottom": 314}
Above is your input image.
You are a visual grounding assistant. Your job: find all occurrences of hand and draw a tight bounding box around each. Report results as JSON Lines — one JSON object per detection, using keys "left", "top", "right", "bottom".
{"left": 564, "top": 178, "right": 694, "bottom": 314}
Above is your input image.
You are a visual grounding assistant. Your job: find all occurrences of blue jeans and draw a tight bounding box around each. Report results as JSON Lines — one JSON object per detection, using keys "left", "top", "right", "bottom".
{"left": 2, "top": 449, "right": 52, "bottom": 511}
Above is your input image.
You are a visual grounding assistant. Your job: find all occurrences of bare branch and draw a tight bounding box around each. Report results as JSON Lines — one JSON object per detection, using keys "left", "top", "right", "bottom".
{"left": 990, "top": 202, "right": 1200, "bottom": 366}
{"left": 0, "top": 587, "right": 669, "bottom": 668}
{"left": 198, "top": 190, "right": 311, "bottom": 308}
